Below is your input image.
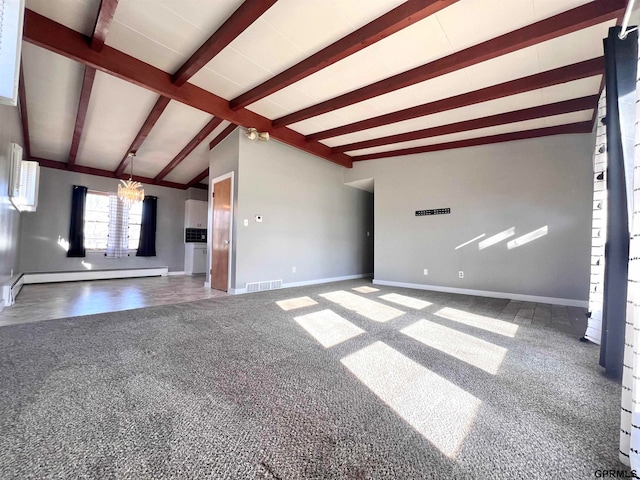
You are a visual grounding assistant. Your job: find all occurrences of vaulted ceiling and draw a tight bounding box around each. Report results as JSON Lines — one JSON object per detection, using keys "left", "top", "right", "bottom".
{"left": 19, "top": 0, "right": 626, "bottom": 190}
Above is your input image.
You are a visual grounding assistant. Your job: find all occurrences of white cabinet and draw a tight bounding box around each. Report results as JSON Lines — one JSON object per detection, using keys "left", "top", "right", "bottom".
{"left": 185, "top": 244, "right": 207, "bottom": 275}
{"left": 185, "top": 199, "right": 207, "bottom": 228}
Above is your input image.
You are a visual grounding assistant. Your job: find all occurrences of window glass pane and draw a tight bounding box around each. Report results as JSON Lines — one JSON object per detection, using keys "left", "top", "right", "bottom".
{"left": 128, "top": 201, "right": 143, "bottom": 250}
{"left": 84, "top": 192, "right": 110, "bottom": 250}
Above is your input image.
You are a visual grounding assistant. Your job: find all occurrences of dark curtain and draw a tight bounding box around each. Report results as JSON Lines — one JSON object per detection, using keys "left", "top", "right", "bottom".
{"left": 137, "top": 196, "right": 157, "bottom": 257}
{"left": 600, "top": 26, "right": 638, "bottom": 381}
{"left": 67, "top": 185, "right": 87, "bottom": 257}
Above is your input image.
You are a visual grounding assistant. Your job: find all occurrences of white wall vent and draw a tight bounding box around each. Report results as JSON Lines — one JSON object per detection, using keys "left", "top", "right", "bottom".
{"left": 245, "top": 279, "right": 283, "bottom": 293}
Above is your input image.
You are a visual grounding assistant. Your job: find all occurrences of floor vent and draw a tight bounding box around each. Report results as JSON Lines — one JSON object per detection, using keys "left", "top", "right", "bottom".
{"left": 246, "top": 279, "right": 283, "bottom": 293}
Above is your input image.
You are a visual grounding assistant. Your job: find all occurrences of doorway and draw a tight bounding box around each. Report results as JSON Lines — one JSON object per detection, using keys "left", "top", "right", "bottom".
{"left": 210, "top": 172, "right": 234, "bottom": 292}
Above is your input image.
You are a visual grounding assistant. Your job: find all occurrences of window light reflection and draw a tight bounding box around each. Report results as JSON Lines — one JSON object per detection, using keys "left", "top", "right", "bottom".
{"left": 401, "top": 319, "right": 507, "bottom": 374}
{"left": 341, "top": 341, "right": 480, "bottom": 458}
{"left": 379, "top": 293, "right": 431, "bottom": 310}
{"left": 294, "top": 309, "right": 365, "bottom": 348}
{"left": 320, "top": 290, "right": 404, "bottom": 323}
{"left": 435, "top": 307, "right": 519, "bottom": 338}
{"left": 276, "top": 296, "right": 318, "bottom": 311}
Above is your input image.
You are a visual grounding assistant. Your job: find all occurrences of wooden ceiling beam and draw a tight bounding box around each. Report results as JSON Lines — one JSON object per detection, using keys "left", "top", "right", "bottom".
{"left": 274, "top": 0, "right": 624, "bottom": 128}
{"left": 23, "top": 10, "right": 352, "bottom": 168}
{"left": 154, "top": 117, "right": 224, "bottom": 182}
{"left": 114, "top": 96, "right": 171, "bottom": 176}
{"left": 67, "top": 66, "right": 96, "bottom": 167}
{"left": 33, "top": 157, "right": 186, "bottom": 189}
{"left": 308, "top": 57, "right": 604, "bottom": 141}
{"left": 208, "top": 123, "right": 237, "bottom": 150}
{"left": 91, "top": 0, "right": 119, "bottom": 52}
{"left": 333, "top": 95, "right": 598, "bottom": 154}
{"left": 17, "top": 62, "right": 32, "bottom": 159}
{"left": 173, "top": 0, "right": 277, "bottom": 87}
{"left": 230, "top": 0, "right": 459, "bottom": 110}
{"left": 351, "top": 122, "right": 593, "bottom": 161}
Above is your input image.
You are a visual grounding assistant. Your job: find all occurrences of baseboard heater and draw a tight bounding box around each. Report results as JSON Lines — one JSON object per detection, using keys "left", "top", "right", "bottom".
{"left": 246, "top": 279, "right": 283, "bottom": 293}
{"left": 2, "top": 274, "right": 25, "bottom": 308}
{"left": 22, "top": 267, "right": 169, "bottom": 285}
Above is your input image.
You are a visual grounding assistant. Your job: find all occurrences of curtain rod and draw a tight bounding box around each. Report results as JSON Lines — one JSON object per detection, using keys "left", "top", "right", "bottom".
{"left": 619, "top": 0, "right": 637, "bottom": 39}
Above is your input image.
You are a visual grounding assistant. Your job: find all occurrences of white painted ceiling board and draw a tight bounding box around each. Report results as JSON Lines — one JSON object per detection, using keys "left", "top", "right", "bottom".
{"left": 163, "top": 121, "right": 231, "bottom": 184}
{"left": 330, "top": 0, "right": 408, "bottom": 28}
{"left": 26, "top": 0, "right": 100, "bottom": 36}
{"left": 533, "top": 0, "right": 594, "bottom": 19}
{"left": 540, "top": 76, "right": 602, "bottom": 104}
{"left": 187, "top": 65, "right": 245, "bottom": 102}
{"left": 106, "top": 21, "right": 187, "bottom": 74}
{"left": 435, "top": 0, "right": 537, "bottom": 52}
{"left": 21, "top": 44, "right": 84, "bottom": 162}
{"left": 157, "top": 0, "right": 245, "bottom": 32}
{"left": 347, "top": 110, "right": 593, "bottom": 156}
{"left": 132, "top": 101, "right": 214, "bottom": 179}
{"left": 76, "top": 71, "right": 159, "bottom": 171}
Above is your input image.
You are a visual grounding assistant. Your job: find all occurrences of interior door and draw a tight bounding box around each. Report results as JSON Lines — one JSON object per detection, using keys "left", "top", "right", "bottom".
{"left": 211, "top": 177, "right": 231, "bottom": 291}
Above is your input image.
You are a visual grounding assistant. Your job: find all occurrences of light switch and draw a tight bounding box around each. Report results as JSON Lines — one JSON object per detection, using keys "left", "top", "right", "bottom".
{"left": 244, "top": 219, "right": 249, "bottom": 226}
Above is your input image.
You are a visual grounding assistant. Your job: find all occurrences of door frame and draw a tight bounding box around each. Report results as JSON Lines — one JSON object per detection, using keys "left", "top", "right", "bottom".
{"left": 205, "top": 171, "right": 234, "bottom": 292}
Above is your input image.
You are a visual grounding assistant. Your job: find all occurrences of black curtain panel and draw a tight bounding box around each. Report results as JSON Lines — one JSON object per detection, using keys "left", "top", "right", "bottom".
{"left": 137, "top": 196, "right": 157, "bottom": 257}
{"left": 67, "top": 185, "right": 87, "bottom": 258}
{"left": 600, "top": 26, "right": 638, "bottom": 381}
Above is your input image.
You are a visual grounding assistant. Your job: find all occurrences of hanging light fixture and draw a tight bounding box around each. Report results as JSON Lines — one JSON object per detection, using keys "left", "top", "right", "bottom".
{"left": 118, "top": 152, "right": 144, "bottom": 206}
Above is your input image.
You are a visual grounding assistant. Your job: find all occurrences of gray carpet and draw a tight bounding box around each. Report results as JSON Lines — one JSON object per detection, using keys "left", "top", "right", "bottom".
{"left": 0, "top": 279, "right": 626, "bottom": 479}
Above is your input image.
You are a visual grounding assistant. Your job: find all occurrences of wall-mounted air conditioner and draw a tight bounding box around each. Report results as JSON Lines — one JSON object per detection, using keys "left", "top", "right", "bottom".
{"left": 8, "top": 142, "right": 40, "bottom": 212}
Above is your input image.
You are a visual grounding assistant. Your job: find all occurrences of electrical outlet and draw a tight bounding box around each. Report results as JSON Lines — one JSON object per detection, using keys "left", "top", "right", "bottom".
{"left": 423, "top": 268, "right": 428, "bottom": 276}
{"left": 459, "top": 271, "right": 464, "bottom": 278}
{"left": 292, "top": 266, "right": 296, "bottom": 273}
{"left": 243, "top": 219, "right": 248, "bottom": 227}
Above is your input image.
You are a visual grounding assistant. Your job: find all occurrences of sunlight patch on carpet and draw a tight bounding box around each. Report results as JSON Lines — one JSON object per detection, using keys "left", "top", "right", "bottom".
{"left": 401, "top": 319, "right": 507, "bottom": 374}
{"left": 435, "top": 307, "right": 519, "bottom": 338}
{"left": 320, "top": 291, "right": 404, "bottom": 323}
{"left": 276, "top": 296, "right": 318, "bottom": 311}
{"left": 294, "top": 309, "right": 365, "bottom": 348}
{"left": 352, "top": 286, "right": 380, "bottom": 294}
{"left": 379, "top": 293, "right": 431, "bottom": 310}
{"left": 341, "top": 341, "right": 480, "bottom": 458}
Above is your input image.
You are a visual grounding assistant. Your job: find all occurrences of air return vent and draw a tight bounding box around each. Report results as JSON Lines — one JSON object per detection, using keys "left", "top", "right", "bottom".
{"left": 245, "top": 279, "right": 283, "bottom": 293}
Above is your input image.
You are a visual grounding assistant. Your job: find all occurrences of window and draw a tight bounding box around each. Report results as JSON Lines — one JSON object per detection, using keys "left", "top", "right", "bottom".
{"left": 84, "top": 191, "right": 142, "bottom": 251}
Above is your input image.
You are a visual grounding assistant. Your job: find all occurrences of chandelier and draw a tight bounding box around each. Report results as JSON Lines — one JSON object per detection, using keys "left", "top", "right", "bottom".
{"left": 118, "top": 152, "right": 144, "bottom": 206}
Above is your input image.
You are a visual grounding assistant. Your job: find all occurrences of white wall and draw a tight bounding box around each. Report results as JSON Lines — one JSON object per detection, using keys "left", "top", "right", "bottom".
{"left": 345, "top": 134, "right": 594, "bottom": 303}
{"left": 234, "top": 136, "right": 373, "bottom": 289}
{"left": 0, "top": 104, "right": 24, "bottom": 282}
{"left": 19, "top": 167, "right": 187, "bottom": 273}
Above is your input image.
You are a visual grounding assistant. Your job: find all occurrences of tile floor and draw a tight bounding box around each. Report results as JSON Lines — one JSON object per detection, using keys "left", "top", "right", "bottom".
{"left": 0, "top": 275, "right": 226, "bottom": 327}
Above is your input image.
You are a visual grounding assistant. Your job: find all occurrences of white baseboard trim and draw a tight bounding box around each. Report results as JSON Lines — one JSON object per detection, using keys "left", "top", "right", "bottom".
{"left": 23, "top": 267, "right": 169, "bottom": 284}
{"left": 167, "top": 271, "right": 185, "bottom": 276}
{"left": 230, "top": 273, "right": 373, "bottom": 295}
{"left": 372, "top": 279, "right": 588, "bottom": 308}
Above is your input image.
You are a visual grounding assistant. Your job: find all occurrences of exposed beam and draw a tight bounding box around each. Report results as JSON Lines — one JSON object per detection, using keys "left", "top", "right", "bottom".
{"left": 173, "top": 0, "right": 277, "bottom": 87}
{"left": 91, "top": 0, "right": 119, "bottom": 52}
{"left": 274, "top": 0, "right": 624, "bottom": 128}
{"left": 68, "top": 66, "right": 97, "bottom": 167}
{"left": 308, "top": 57, "right": 604, "bottom": 141}
{"left": 209, "top": 123, "right": 238, "bottom": 150}
{"left": 333, "top": 95, "right": 598, "bottom": 153}
{"left": 351, "top": 122, "right": 593, "bottom": 161}
{"left": 114, "top": 96, "right": 171, "bottom": 176}
{"left": 33, "top": 157, "right": 186, "bottom": 189}
{"left": 230, "top": 0, "right": 459, "bottom": 110}
{"left": 18, "top": 62, "right": 32, "bottom": 159}
{"left": 154, "top": 117, "right": 224, "bottom": 182}
{"left": 186, "top": 169, "right": 210, "bottom": 189}
{"left": 24, "top": 10, "right": 352, "bottom": 168}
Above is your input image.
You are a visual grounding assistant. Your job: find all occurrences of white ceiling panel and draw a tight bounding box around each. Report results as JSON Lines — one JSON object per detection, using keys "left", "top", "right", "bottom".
{"left": 106, "top": 21, "right": 186, "bottom": 74}
{"left": 156, "top": 0, "right": 245, "bottom": 32}
{"left": 22, "top": 43, "right": 84, "bottom": 162}
{"left": 133, "top": 102, "right": 214, "bottom": 179}
{"left": 541, "top": 76, "right": 602, "bottom": 104}
{"left": 329, "top": 0, "right": 408, "bottom": 30}
{"left": 435, "top": 0, "right": 537, "bottom": 52}
{"left": 536, "top": 21, "right": 616, "bottom": 72}
{"left": 164, "top": 122, "right": 233, "bottom": 184}
{"left": 26, "top": 0, "right": 100, "bottom": 36}
{"left": 347, "top": 110, "right": 593, "bottom": 156}
{"left": 76, "top": 72, "right": 159, "bottom": 171}
{"left": 533, "top": 0, "right": 593, "bottom": 19}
